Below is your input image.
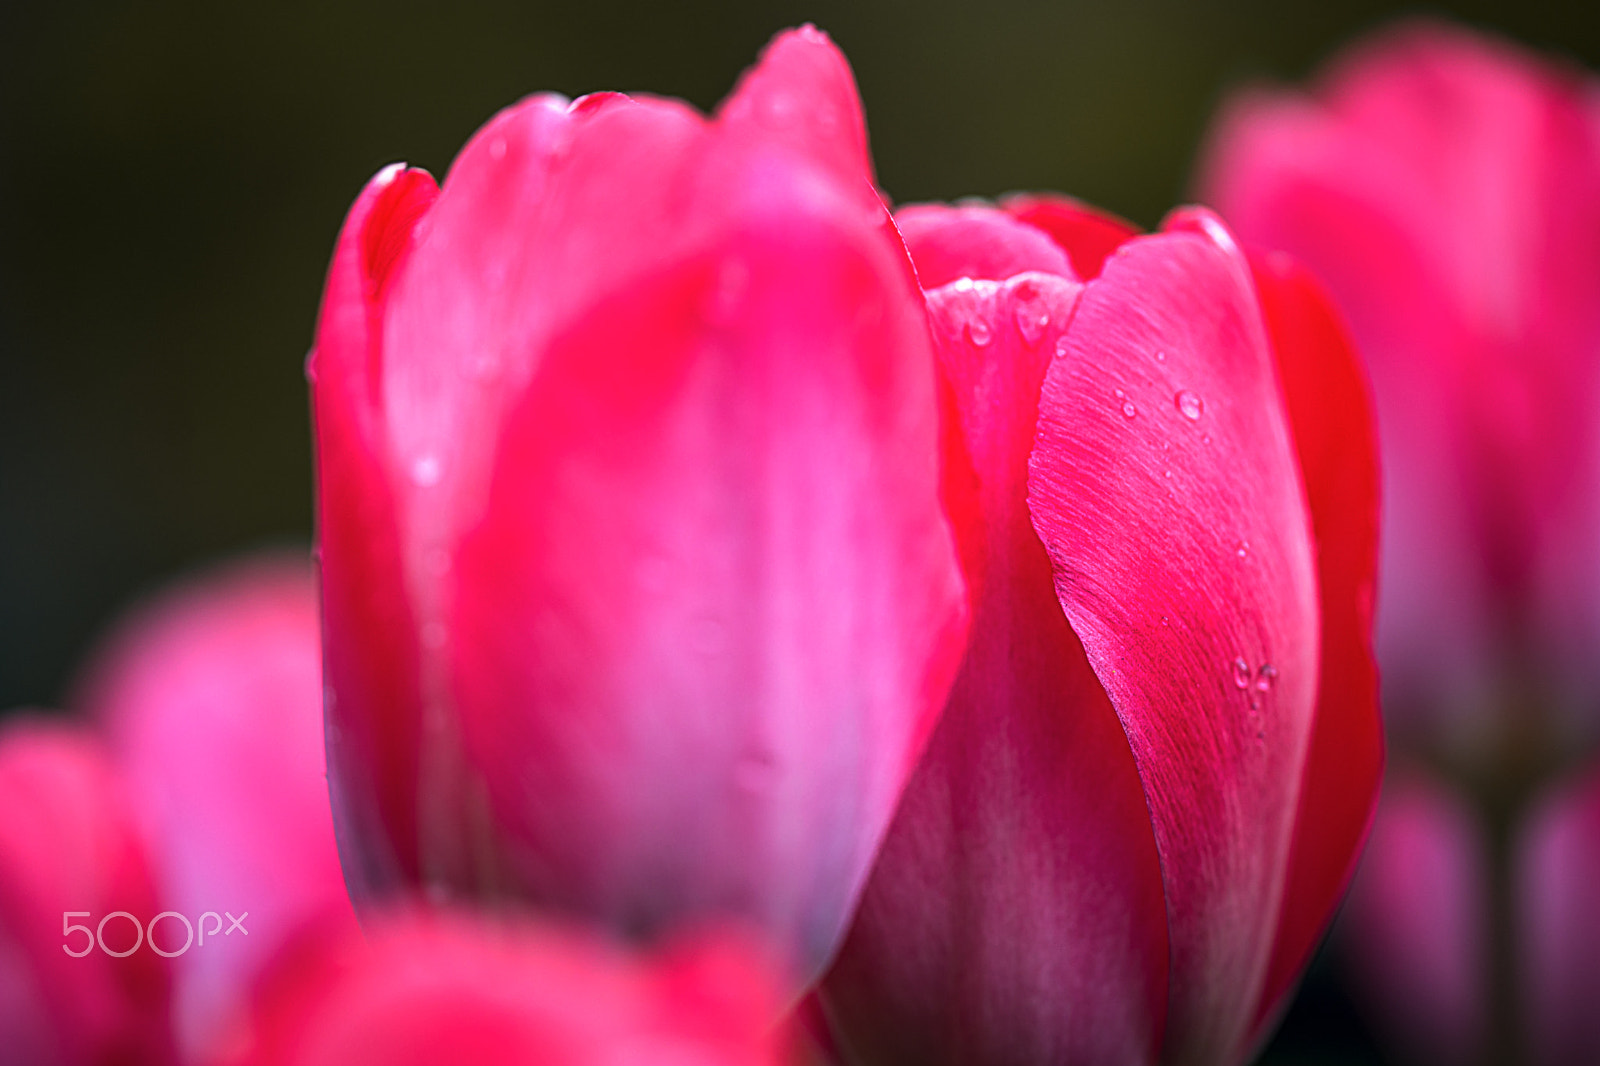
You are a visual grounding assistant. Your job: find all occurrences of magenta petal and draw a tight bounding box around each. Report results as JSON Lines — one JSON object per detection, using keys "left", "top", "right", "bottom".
{"left": 446, "top": 149, "right": 965, "bottom": 985}
{"left": 894, "top": 204, "right": 1076, "bottom": 289}
{"left": 79, "top": 558, "right": 358, "bottom": 1059}
{"left": 823, "top": 273, "right": 1169, "bottom": 1066}
{"left": 0, "top": 719, "right": 174, "bottom": 1065}
{"left": 1518, "top": 764, "right": 1600, "bottom": 1066}
{"left": 1246, "top": 250, "right": 1384, "bottom": 1034}
{"left": 1027, "top": 210, "right": 1320, "bottom": 1063}
{"left": 1341, "top": 774, "right": 1490, "bottom": 1066}
{"left": 1002, "top": 193, "right": 1140, "bottom": 280}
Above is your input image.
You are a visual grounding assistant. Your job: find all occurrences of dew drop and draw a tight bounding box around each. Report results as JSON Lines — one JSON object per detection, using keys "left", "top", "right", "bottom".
{"left": 1176, "top": 389, "right": 1204, "bottom": 421}
{"left": 1114, "top": 387, "right": 1124, "bottom": 398}
{"left": 1156, "top": 350, "right": 1166, "bottom": 362}
{"left": 966, "top": 318, "right": 992, "bottom": 347}
{"left": 1014, "top": 304, "right": 1049, "bottom": 345}
{"left": 1255, "top": 663, "right": 1278, "bottom": 693}
{"left": 1232, "top": 656, "right": 1251, "bottom": 689}
{"left": 953, "top": 276, "right": 976, "bottom": 293}
{"left": 411, "top": 455, "right": 442, "bottom": 487}
{"left": 1122, "top": 402, "right": 1137, "bottom": 419}
{"left": 1236, "top": 541, "right": 1249, "bottom": 560}
{"left": 1055, "top": 336, "right": 1071, "bottom": 357}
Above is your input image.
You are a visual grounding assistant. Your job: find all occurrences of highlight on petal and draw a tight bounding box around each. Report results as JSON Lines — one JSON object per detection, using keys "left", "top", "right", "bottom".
{"left": 0, "top": 717, "right": 174, "bottom": 1065}
{"left": 1339, "top": 772, "right": 1490, "bottom": 1066}
{"left": 1517, "top": 764, "right": 1600, "bottom": 1066}
{"left": 823, "top": 272, "right": 1169, "bottom": 1066}
{"left": 76, "top": 556, "right": 358, "bottom": 1060}
{"left": 894, "top": 203, "right": 1075, "bottom": 289}
{"left": 1246, "top": 249, "right": 1384, "bottom": 1036}
{"left": 221, "top": 910, "right": 788, "bottom": 1066}
{"left": 1027, "top": 208, "right": 1320, "bottom": 1064}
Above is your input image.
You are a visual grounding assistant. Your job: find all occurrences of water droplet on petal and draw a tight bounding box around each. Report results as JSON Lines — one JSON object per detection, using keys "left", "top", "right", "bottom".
{"left": 1232, "top": 657, "right": 1251, "bottom": 689}
{"left": 953, "top": 276, "right": 976, "bottom": 293}
{"left": 1255, "top": 663, "right": 1278, "bottom": 693}
{"left": 1014, "top": 301, "right": 1049, "bottom": 345}
{"left": 1156, "top": 349, "right": 1166, "bottom": 362}
{"left": 1176, "top": 390, "right": 1204, "bottom": 421}
{"left": 966, "top": 318, "right": 992, "bottom": 347}
{"left": 411, "top": 455, "right": 442, "bottom": 487}
{"left": 1122, "top": 402, "right": 1137, "bottom": 418}
{"left": 1236, "top": 541, "right": 1249, "bottom": 559}
{"left": 1055, "top": 336, "right": 1071, "bottom": 357}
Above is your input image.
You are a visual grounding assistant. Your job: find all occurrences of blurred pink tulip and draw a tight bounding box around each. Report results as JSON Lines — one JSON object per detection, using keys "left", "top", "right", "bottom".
{"left": 219, "top": 910, "right": 788, "bottom": 1066}
{"left": 0, "top": 717, "right": 175, "bottom": 1065}
{"left": 1198, "top": 21, "right": 1600, "bottom": 747}
{"left": 821, "top": 199, "right": 1382, "bottom": 1064}
{"left": 1339, "top": 773, "right": 1491, "bottom": 1066}
{"left": 77, "top": 557, "right": 357, "bottom": 1059}
{"left": 1518, "top": 763, "right": 1600, "bottom": 1066}
{"left": 308, "top": 25, "right": 966, "bottom": 990}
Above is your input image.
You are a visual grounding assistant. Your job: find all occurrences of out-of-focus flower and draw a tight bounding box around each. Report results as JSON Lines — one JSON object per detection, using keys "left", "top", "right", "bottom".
{"left": 1198, "top": 21, "right": 1600, "bottom": 750}
{"left": 0, "top": 717, "right": 175, "bottom": 1065}
{"left": 820, "top": 199, "right": 1382, "bottom": 1065}
{"left": 1518, "top": 763, "right": 1600, "bottom": 1066}
{"left": 309, "top": 25, "right": 966, "bottom": 990}
{"left": 1339, "top": 773, "right": 1491, "bottom": 1066}
{"left": 75, "top": 557, "right": 357, "bottom": 1060}
{"left": 218, "top": 910, "right": 788, "bottom": 1066}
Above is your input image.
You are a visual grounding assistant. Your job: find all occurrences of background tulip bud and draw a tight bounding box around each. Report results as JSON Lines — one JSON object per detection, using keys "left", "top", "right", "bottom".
{"left": 76, "top": 556, "right": 357, "bottom": 1060}
{"left": 309, "top": 26, "right": 968, "bottom": 991}
{"left": 0, "top": 718, "right": 175, "bottom": 1065}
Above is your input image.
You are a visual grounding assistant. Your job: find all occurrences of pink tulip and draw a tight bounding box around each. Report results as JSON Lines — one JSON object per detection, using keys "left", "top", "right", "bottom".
{"left": 821, "top": 199, "right": 1382, "bottom": 1064}
{"left": 308, "top": 25, "right": 967, "bottom": 989}
{"left": 1339, "top": 773, "right": 1491, "bottom": 1066}
{"left": 1518, "top": 763, "right": 1600, "bottom": 1066}
{"left": 0, "top": 717, "right": 175, "bottom": 1064}
{"left": 218, "top": 910, "right": 788, "bottom": 1066}
{"left": 75, "top": 557, "right": 357, "bottom": 1059}
{"left": 1197, "top": 21, "right": 1600, "bottom": 746}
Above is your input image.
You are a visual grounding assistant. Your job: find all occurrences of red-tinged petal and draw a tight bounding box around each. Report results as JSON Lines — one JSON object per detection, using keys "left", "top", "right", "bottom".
{"left": 445, "top": 148, "right": 965, "bottom": 988}
{"left": 823, "top": 274, "right": 1169, "bottom": 1066}
{"left": 717, "top": 25, "right": 876, "bottom": 194}
{"left": 1518, "top": 764, "right": 1600, "bottom": 1066}
{"left": 223, "top": 911, "right": 787, "bottom": 1066}
{"left": 0, "top": 718, "right": 174, "bottom": 1065}
{"left": 1002, "top": 192, "right": 1140, "bottom": 280}
{"left": 1340, "top": 774, "right": 1489, "bottom": 1066}
{"left": 76, "top": 557, "right": 359, "bottom": 1060}
{"left": 894, "top": 203, "right": 1075, "bottom": 289}
{"left": 310, "top": 161, "right": 438, "bottom": 896}
{"left": 1246, "top": 250, "right": 1384, "bottom": 1035}
{"left": 1197, "top": 22, "right": 1600, "bottom": 741}
{"left": 1027, "top": 209, "right": 1320, "bottom": 1064}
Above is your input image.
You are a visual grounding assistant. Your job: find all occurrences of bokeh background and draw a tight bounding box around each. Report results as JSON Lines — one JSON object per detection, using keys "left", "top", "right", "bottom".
{"left": 3, "top": 1, "right": 1597, "bottom": 1061}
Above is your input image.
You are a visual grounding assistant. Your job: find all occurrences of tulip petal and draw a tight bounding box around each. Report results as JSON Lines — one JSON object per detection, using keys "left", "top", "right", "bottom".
{"left": 823, "top": 273, "right": 1169, "bottom": 1066}
{"left": 311, "top": 161, "right": 438, "bottom": 896}
{"left": 79, "top": 558, "right": 359, "bottom": 1059}
{"left": 1027, "top": 209, "right": 1320, "bottom": 1063}
{"left": 1246, "top": 250, "right": 1383, "bottom": 1034}
{"left": 445, "top": 139, "right": 964, "bottom": 985}
{"left": 0, "top": 719, "right": 174, "bottom": 1065}
{"left": 1002, "top": 193, "right": 1140, "bottom": 280}
{"left": 1340, "top": 774, "right": 1490, "bottom": 1066}
{"left": 894, "top": 204, "right": 1076, "bottom": 289}
{"left": 1518, "top": 765, "right": 1600, "bottom": 1066}
{"left": 224, "top": 912, "right": 786, "bottom": 1066}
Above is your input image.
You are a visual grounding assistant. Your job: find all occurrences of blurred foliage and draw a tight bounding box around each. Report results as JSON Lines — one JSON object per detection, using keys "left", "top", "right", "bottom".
{"left": 3, "top": 2, "right": 1595, "bottom": 1062}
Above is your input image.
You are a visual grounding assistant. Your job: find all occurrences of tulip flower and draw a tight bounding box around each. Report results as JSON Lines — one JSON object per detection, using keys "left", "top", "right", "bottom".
{"left": 1339, "top": 773, "right": 1491, "bottom": 1066}
{"left": 308, "top": 25, "right": 966, "bottom": 990}
{"left": 0, "top": 717, "right": 175, "bottom": 1064}
{"left": 821, "top": 199, "right": 1382, "bottom": 1065}
{"left": 1197, "top": 21, "right": 1600, "bottom": 751}
{"left": 1518, "top": 763, "right": 1600, "bottom": 1066}
{"left": 76, "top": 557, "right": 357, "bottom": 1059}
{"left": 220, "top": 910, "right": 787, "bottom": 1066}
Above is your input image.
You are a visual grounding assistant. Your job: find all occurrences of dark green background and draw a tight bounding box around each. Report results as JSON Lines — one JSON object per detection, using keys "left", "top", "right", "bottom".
{"left": 2, "top": 3, "right": 1595, "bottom": 1061}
